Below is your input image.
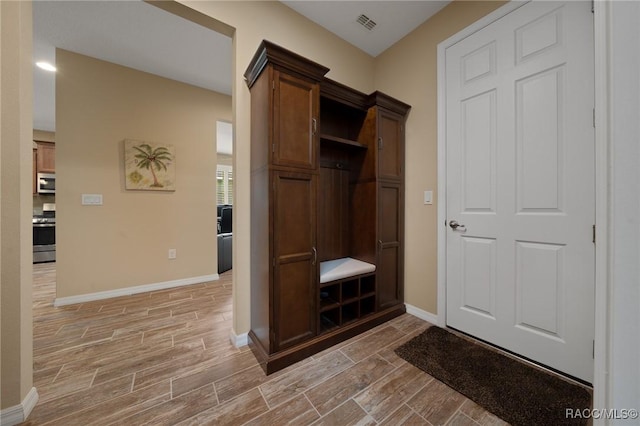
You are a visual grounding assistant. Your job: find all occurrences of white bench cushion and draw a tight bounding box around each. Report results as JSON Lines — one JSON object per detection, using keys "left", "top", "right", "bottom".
{"left": 319, "top": 257, "right": 376, "bottom": 284}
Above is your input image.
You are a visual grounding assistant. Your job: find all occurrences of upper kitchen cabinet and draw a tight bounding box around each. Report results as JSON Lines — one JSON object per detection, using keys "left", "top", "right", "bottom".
{"left": 36, "top": 141, "right": 55, "bottom": 173}
{"left": 33, "top": 148, "right": 38, "bottom": 194}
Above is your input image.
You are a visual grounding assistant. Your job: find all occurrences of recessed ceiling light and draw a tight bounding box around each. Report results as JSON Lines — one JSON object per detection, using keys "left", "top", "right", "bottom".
{"left": 36, "top": 61, "right": 57, "bottom": 72}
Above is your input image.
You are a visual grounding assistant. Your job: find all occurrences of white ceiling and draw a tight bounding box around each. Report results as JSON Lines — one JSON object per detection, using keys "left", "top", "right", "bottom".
{"left": 33, "top": 0, "right": 449, "bottom": 142}
{"left": 282, "top": 1, "right": 449, "bottom": 57}
{"left": 32, "top": 0, "right": 232, "bottom": 132}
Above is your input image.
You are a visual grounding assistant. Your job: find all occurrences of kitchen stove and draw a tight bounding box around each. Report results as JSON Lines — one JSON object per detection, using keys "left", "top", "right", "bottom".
{"left": 33, "top": 203, "right": 56, "bottom": 263}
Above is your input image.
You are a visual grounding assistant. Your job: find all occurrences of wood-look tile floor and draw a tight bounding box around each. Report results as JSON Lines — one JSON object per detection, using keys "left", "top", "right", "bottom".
{"left": 25, "top": 262, "right": 509, "bottom": 425}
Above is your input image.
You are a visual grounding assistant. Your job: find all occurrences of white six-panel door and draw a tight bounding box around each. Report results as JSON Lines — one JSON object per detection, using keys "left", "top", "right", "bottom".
{"left": 445, "top": 1, "right": 594, "bottom": 382}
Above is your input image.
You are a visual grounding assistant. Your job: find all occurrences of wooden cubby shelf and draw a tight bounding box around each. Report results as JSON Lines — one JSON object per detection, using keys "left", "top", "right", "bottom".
{"left": 318, "top": 270, "right": 377, "bottom": 335}
{"left": 320, "top": 134, "right": 368, "bottom": 149}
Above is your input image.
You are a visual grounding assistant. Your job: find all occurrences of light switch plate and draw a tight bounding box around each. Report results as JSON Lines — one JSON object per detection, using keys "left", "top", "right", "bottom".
{"left": 82, "top": 194, "right": 103, "bottom": 205}
{"left": 424, "top": 190, "right": 433, "bottom": 205}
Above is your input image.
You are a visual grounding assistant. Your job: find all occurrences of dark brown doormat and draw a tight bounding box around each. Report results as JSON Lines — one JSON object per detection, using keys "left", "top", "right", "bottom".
{"left": 395, "top": 326, "right": 592, "bottom": 426}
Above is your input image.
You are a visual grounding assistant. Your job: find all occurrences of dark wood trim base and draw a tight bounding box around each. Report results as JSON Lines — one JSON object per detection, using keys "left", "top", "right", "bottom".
{"left": 248, "top": 304, "right": 406, "bottom": 375}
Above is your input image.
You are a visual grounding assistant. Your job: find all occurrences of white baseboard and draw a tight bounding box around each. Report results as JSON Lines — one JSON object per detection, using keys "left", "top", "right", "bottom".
{"left": 229, "top": 329, "right": 248, "bottom": 348}
{"left": 54, "top": 274, "right": 219, "bottom": 307}
{"left": 405, "top": 303, "right": 439, "bottom": 325}
{"left": 0, "top": 387, "right": 38, "bottom": 426}
{"left": 22, "top": 387, "right": 38, "bottom": 421}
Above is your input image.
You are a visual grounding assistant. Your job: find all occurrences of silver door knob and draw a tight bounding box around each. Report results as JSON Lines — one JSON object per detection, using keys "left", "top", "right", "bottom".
{"left": 449, "top": 220, "right": 466, "bottom": 231}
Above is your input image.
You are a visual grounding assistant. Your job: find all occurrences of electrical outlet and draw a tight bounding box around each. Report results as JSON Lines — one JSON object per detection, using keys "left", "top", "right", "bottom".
{"left": 82, "top": 194, "right": 103, "bottom": 205}
{"left": 168, "top": 249, "right": 177, "bottom": 259}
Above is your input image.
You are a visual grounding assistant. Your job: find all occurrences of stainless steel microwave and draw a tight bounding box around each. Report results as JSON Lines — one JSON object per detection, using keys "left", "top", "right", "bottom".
{"left": 37, "top": 173, "right": 55, "bottom": 194}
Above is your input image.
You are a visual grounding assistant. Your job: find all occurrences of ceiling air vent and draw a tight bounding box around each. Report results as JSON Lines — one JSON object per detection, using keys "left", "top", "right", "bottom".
{"left": 356, "top": 14, "right": 377, "bottom": 31}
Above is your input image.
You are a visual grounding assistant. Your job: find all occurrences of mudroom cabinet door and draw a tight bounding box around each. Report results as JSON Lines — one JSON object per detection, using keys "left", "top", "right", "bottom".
{"left": 377, "top": 109, "right": 404, "bottom": 181}
{"left": 272, "top": 71, "right": 319, "bottom": 171}
{"left": 272, "top": 171, "right": 318, "bottom": 350}
{"left": 377, "top": 181, "right": 404, "bottom": 310}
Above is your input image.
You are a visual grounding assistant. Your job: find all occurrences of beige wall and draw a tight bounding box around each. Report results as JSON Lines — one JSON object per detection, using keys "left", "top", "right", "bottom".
{"left": 172, "top": 0, "right": 376, "bottom": 336}
{"left": 56, "top": 50, "right": 231, "bottom": 298}
{"left": 0, "top": 0, "right": 34, "bottom": 409}
{"left": 374, "top": 1, "right": 506, "bottom": 314}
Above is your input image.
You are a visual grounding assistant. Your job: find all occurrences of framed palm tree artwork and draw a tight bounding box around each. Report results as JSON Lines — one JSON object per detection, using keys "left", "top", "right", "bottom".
{"left": 124, "top": 139, "right": 176, "bottom": 191}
